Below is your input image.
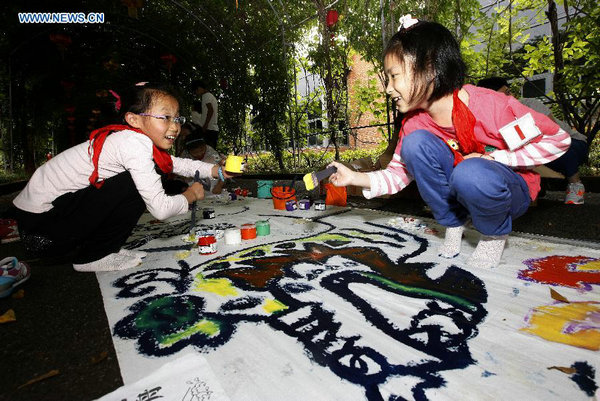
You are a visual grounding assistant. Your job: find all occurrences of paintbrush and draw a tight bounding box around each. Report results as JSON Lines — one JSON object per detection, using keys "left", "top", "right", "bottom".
{"left": 303, "top": 166, "right": 337, "bottom": 190}
{"left": 190, "top": 170, "right": 200, "bottom": 236}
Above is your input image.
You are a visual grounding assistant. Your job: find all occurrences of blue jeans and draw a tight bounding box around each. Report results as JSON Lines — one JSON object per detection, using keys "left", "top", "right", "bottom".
{"left": 400, "top": 130, "right": 531, "bottom": 236}
{"left": 545, "top": 138, "right": 588, "bottom": 178}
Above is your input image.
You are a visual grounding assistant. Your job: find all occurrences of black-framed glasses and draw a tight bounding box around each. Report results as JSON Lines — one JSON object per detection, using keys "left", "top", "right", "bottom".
{"left": 139, "top": 113, "right": 186, "bottom": 125}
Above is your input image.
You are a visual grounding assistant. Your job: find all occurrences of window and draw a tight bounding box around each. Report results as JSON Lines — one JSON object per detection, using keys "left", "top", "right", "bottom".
{"left": 522, "top": 78, "right": 546, "bottom": 98}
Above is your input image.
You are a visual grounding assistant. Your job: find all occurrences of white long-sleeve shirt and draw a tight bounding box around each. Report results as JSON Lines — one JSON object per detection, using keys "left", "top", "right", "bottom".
{"left": 13, "top": 129, "right": 214, "bottom": 220}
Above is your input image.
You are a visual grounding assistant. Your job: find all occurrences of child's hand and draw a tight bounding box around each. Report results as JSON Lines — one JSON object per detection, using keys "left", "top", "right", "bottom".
{"left": 183, "top": 182, "right": 205, "bottom": 203}
{"left": 464, "top": 152, "right": 493, "bottom": 160}
{"left": 212, "top": 164, "right": 240, "bottom": 180}
{"left": 328, "top": 161, "right": 355, "bottom": 187}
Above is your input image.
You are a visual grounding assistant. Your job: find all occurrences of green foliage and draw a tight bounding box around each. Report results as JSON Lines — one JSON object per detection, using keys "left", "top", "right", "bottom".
{"left": 0, "top": 169, "right": 28, "bottom": 185}
{"left": 244, "top": 141, "right": 387, "bottom": 175}
{"left": 583, "top": 135, "right": 600, "bottom": 175}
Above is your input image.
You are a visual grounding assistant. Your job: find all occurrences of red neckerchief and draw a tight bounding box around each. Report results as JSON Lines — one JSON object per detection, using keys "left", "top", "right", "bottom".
{"left": 450, "top": 89, "right": 484, "bottom": 165}
{"left": 88, "top": 124, "right": 173, "bottom": 188}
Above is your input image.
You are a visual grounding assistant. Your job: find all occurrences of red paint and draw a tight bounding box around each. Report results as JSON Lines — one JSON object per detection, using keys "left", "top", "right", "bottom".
{"left": 514, "top": 124, "right": 525, "bottom": 140}
{"left": 241, "top": 224, "right": 257, "bottom": 240}
{"left": 519, "top": 255, "right": 600, "bottom": 290}
{"left": 197, "top": 235, "right": 216, "bottom": 246}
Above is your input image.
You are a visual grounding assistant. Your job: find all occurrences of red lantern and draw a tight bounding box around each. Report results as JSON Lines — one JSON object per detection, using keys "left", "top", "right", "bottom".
{"left": 67, "top": 116, "right": 76, "bottom": 123}
{"left": 160, "top": 53, "right": 177, "bottom": 73}
{"left": 326, "top": 10, "right": 339, "bottom": 28}
{"left": 65, "top": 106, "right": 76, "bottom": 114}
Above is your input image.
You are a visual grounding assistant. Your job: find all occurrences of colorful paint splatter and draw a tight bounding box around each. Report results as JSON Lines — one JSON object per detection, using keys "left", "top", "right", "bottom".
{"left": 97, "top": 198, "right": 600, "bottom": 401}
{"left": 519, "top": 255, "right": 600, "bottom": 290}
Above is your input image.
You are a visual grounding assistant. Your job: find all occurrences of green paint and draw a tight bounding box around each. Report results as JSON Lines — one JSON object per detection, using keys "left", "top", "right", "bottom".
{"left": 135, "top": 297, "right": 196, "bottom": 332}
{"left": 256, "top": 220, "right": 270, "bottom": 236}
{"left": 263, "top": 298, "right": 289, "bottom": 314}
{"left": 160, "top": 319, "right": 221, "bottom": 347}
{"left": 361, "top": 272, "right": 477, "bottom": 311}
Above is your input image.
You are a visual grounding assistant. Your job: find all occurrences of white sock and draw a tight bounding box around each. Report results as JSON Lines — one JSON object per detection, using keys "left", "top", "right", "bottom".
{"left": 467, "top": 235, "right": 508, "bottom": 269}
{"left": 119, "top": 248, "right": 148, "bottom": 259}
{"left": 73, "top": 252, "right": 142, "bottom": 272}
{"left": 438, "top": 225, "right": 465, "bottom": 258}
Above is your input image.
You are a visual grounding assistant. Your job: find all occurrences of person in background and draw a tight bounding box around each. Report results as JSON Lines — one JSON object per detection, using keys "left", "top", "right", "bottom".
{"left": 477, "top": 76, "right": 588, "bottom": 204}
{"left": 179, "top": 125, "right": 225, "bottom": 195}
{"left": 190, "top": 80, "right": 219, "bottom": 149}
{"left": 328, "top": 16, "right": 570, "bottom": 269}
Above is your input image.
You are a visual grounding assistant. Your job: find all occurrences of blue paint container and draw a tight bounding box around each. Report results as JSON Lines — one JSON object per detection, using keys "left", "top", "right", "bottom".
{"left": 285, "top": 200, "right": 298, "bottom": 211}
{"left": 298, "top": 199, "right": 311, "bottom": 210}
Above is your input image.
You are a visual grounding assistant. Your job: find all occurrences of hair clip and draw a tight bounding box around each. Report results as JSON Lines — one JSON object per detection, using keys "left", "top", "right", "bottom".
{"left": 398, "top": 14, "right": 419, "bottom": 31}
{"left": 135, "top": 81, "right": 149, "bottom": 86}
{"left": 108, "top": 89, "right": 121, "bottom": 112}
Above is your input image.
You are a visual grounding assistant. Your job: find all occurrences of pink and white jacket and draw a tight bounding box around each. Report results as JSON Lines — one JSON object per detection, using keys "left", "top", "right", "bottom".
{"left": 363, "top": 85, "right": 571, "bottom": 201}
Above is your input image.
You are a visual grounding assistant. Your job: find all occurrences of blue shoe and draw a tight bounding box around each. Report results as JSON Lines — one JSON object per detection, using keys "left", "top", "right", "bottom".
{"left": 0, "top": 257, "right": 31, "bottom": 298}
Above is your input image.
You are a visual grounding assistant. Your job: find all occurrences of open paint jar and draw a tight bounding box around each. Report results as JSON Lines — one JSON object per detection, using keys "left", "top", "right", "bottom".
{"left": 197, "top": 235, "right": 217, "bottom": 255}
{"left": 256, "top": 220, "right": 270, "bottom": 236}
{"left": 314, "top": 200, "right": 326, "bottom": 211}
{"left": 224, "top": 229, "right": 242, "bottom": 245}
{"left": 298, "top": 199, "right": 311, "bottom": 210}
{"left": 285, "top": 200, "right": 298, "bottom": 211}
{"left": 241, "top": 223, "right": 257, "bottom": 240}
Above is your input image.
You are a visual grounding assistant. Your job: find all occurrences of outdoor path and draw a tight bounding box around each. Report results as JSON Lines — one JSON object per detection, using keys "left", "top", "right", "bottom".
{"left": 0, "top": 181, "right": 599, "bottom": 401}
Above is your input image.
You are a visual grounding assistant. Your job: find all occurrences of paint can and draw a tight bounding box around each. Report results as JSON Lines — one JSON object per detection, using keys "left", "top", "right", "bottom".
{"left": 224, "top": 229, "right": 242, "bottom": 245}
{"left": 285, "top": 200, "right": 298, "bottom": 211}
{"left": 314, "top": 200, "right": 326, "bottom": 211}
{"left": 214, "top": 229, "right": 225, "bottom": 240}
{"left": 271, "top": 186, "right": 296, "bottom": 210}
{"left": 241, "top": 223, "right": 257, "bottom": 240}
{"left": 256, "top": 220, "right": 270, "bottom": 236}
{"left": 197, "top": 235, "right": 217, "bottom": 255}
{"left": 225, "top": 155, "right": 246, "bottom": 173}
{"left": 256, "top": 180, "right": 274, "bottom": 199}
{"left": 298, "top": 199, "right": 311, "bottom": 210}
{"left": 203, "top": 208, "right": 215, "bottom": 219}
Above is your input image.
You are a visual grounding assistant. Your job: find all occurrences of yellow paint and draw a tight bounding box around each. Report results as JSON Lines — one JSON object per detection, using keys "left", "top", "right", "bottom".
{"left": 521, "top": 302, "right": 600, "bottom": 350}
{"left": 160, "top": 319, "right": 220, "bottom": 347}
{"left": 346, "top": 231, "right": 383, "bottom": 240}
{"left": 299, "top": 233, "right": 353, "bottom": 243}
{"left": 192, "top": 274, "right": 239, "bottom": 296}
{"left": 174, "top": 250, "right": 191, "bottom": 260}
{"left": 263, "top": 299, "right": 289, "bottom": 314}
{"left": 577, "top": 260, "right": 600, "bottom": 271}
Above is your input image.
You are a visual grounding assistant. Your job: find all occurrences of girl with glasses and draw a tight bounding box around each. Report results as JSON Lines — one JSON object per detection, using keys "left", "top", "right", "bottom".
{"left": 12, "top": 82, "right": 237, "bottom": 272}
